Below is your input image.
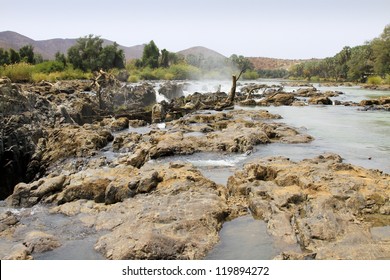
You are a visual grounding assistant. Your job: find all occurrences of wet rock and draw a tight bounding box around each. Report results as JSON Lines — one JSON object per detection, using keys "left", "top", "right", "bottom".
{"left": 110, "top": 117, "right": 129, "bottom": 132}
{"left": 308, "top": 96, "right": 333, "bottom": 105}
{"left": 359, "top": 97, "right": 390, "bottom": 111}
{"left": 93, "top": 162, "right": 228, "bottom": 259}
{"left": 239, "top": 99, "right": 257, "bottom": 106}
{"left": 151, "top": 102, "right": 167, "bottom": 123}
{"left": 37, "top": 124, "right": 113, "bottom": 167}
{"left": 158, "top": 82, "right": 184, "bottom": 100}
{"left": 6, "top": 175, "right": 66, "bottom": 207}
{"left": 23, "top": 231, "right": 61, "bottom": 253}
{"left": 295, "top": 87, "right": 318, "bottom": 97}
{"left": 257, "top": 93, "right": 296, "bottom": 106}
{"left": 3, "top": 244, "right": 33, "bottom": 260}
{"left": 115, "top": 70, "right": 130, "bottom": 82}
{"left": 0, "top": 211, "right": 19, "bottom": 232}
{"left": 228, "top": 154, "right": 390, "bottom": 259}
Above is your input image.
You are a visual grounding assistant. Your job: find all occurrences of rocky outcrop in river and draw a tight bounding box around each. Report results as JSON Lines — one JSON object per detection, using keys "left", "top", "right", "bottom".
{"left": 228, "top": 154, "right": 390, "bottom": 259}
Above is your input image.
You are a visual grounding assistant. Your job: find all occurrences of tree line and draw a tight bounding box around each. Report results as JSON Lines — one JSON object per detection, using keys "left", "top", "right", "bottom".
{"left": 289, "top": 24, "right": 390, "bottom": 83}
{"left": 0, "top": 45, "right": 43, "bottom": 65}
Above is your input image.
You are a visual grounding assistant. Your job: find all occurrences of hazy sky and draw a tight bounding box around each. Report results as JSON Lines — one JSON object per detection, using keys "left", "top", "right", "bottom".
{"left": 1, "top": 0, "right": 389, "bottom": 59}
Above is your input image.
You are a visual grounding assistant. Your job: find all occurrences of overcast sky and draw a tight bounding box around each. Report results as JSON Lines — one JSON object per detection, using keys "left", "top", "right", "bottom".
{"left": 1, "top": 0, "right": 389, "bottom": 59}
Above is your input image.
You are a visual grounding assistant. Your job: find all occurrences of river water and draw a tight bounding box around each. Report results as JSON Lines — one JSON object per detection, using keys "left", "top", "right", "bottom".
{"left": 1, "top": 80, "right": 389, "bottom": 260}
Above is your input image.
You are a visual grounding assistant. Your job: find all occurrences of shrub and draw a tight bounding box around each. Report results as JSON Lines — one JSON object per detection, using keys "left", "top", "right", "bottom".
{"left": 384, "top": 74, "right": 390, "bottom": 85}
{"left": 34, "top": 61, "right": 66, "bottom": 73}
{"left": 32, "top": 67, "right": 91, "bottom": 82}
{"left": 128, "top": 75, "right": 139, "bottom": 83}
{"left": 168, "top": 64, "right": 201, "bottom": 80}
{"left": 367, "top": 75, "right": 383, "bottom": 85}
{"left": 0, "top": 62, "right": 33, "bottom": 82}
{"left": 242, "top": 70, "right": 259, "bottom": 80}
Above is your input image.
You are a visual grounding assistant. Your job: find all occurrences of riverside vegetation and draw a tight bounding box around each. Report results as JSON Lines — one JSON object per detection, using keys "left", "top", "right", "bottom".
{"left": 1, "top": 24, "right": 390, "bottom": 85}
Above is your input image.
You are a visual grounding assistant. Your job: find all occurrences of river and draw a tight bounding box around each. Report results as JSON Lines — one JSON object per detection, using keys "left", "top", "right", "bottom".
{"left": 1, "top": 79, "right": 389, "bottom": 260}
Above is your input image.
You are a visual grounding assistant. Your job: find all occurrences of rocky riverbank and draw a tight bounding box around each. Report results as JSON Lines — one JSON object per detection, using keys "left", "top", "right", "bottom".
{"left": 1, "top": 77, "right": 389, "bottom": 260}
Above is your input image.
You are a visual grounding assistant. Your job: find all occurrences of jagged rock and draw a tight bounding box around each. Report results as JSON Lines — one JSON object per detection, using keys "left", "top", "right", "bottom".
{"left": 158, "top": 82, "right": 184, "bottom": 100}
{"left": 3, "top": 244, "right": 33, "bottom": 260}
{"left": 228, "top": 154, "right": 390, "bottom": 259}
{"left": 23, "top": 231, "right": 61, "bottom": 253}
{"left": 93, "top": 162, "right": 228, "bottom": 259}
{"left": 0, "top": 211, "right": 19, "bottom": 233}
{"left": 37, "top": 124, "right": 113, "bottom": 167}
{"left": 257, "top": 93, "right": 296, "bottom": 106}
{"left": 308, "top": 96, "right": 333, "bottom": 105}
{"left": 151, "top": 102, "right": 167, "bottom": 123}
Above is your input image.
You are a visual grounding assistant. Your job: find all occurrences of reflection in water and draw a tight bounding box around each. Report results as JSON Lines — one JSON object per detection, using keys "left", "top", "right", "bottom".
{"left": 205, "top": 215, "right": 279, "bottom": 260}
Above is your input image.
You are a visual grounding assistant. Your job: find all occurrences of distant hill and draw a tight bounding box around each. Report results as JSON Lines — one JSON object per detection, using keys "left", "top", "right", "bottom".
{"left": 177, "top": 46, "right": 227, "bottom": 60}
{"left": 0, "top": 31, "right": 315, "bottom": 70}
{"left": 248, "top": 57, "right": 319, "bottom": 70}
{"left": 0, "top": 31, "right": 145, "bottom": 60}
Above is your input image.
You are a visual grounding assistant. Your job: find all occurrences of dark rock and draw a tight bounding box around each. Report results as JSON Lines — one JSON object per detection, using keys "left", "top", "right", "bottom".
{"left": 158, "top": 82, "right": 184, "bottom": 100}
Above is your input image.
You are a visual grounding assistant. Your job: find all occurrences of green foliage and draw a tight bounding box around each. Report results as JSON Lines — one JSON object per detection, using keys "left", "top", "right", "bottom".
{"left": 160, "top": 49, "right": 169, "bottom": 68}
{"left": 289, "top": 23, "right": 390, "bottom": 82}
{"left": 371, "top": 24, "right": 390, "bottom": 76}
{"left": 31, "top": 66, "right": 91, "bottom": 82}
{"left": 0, "top": 48, "right": 10, "bottom": 65}
{"left": 9, "top": 49, "right": 21, "bottom": 64}
{"left": 168, "top": 64, "right": 201, "bottom": 80}
{"left": 367, "top": 75, "right": 383, "bottom": 85}
{"left": 128, "top": 75, "right": 139, "bottom": 83}
{"left": 257, "top": 68, "right": 289, "bottom": 78}
{"left": 34, "top": 61, "right": 66, "bottom": 73}
{"left": 142, "top": 40, "right": 160, "bottom": 68}
{"left": 347, "top": 45, "right": 373, "bottom": 82}
{"left": 67, "top": 35, "right": 125, "bottom": 71}
{"left": 385, "top": 74, "right": 390, "bottom": 84}
{"left": 242, "top": 70, "right": 259, "bottom": 80}
{"left": 230, "top": 54, "right": 254, "bottom": 73}
{"left": 19, "top": 45, "right": 35, "bottom": 64}
{"left": 55, "top": 51, "right": 67, "bottom": 66}
{"left": 0, "top": 62, "right": 33, "bottom": 82}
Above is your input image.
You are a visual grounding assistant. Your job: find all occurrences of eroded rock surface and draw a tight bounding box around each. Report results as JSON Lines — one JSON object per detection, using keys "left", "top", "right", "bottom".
{"left": 227, "top": 154, "right": 390, "bottom": 259}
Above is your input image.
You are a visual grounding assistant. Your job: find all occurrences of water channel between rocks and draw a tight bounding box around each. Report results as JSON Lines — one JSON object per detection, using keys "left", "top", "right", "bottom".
{"left": 1, "top": 80, "right": 390, "bottom": 260}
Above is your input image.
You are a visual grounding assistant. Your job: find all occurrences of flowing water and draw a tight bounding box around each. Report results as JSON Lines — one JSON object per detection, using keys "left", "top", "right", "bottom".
{"left": 1, "top": 80, "right": 389, "bottom": 259}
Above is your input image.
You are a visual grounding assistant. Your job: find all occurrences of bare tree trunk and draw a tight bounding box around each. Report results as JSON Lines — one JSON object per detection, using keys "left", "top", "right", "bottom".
{"left": 228, "top": 75, "right": 237, "bottom": 103}
{"left": 228, "top": 69, "right": 244, "bottom": 104}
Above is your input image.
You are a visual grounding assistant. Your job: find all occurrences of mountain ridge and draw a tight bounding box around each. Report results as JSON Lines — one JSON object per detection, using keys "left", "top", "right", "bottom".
{"left": 0, "top": 31, "right": 313, "bottom": 70}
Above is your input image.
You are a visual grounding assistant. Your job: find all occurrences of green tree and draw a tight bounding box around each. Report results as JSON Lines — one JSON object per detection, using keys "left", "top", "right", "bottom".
{"left": 347, "top": 45, "right": 373, "bottom": 82}
{"left": 371, "top": 24, "right": 390, "bottom": 76}
{"left": 230, "top": 54, "right": 254, "bottom": 72}
{"left": 0, "top": 48, "right": 10, "bottom": 65}
{"left": 334, "top": 46, "right": 351, "bottom": 81}
{"left": 19, "top": 45, "right": 35, "bottom": 64}
{"left": 9, "top": 49, "right": 20, "bottom": 64}
{"left": 34, "top": 53, "right": 44, "bottom": 64}
{"left": 99, "top": 42, "right": 125, "bottom": 70}
{"left": 68, "top": 35, "right": 104, "bottom": 71}
{"left": 160, "top": 49, "right": 169, "bottom": 68}
{"left": 55, "top": 51, "right": 67, "bottom": 66}
{"left": 67, "top": 35, "right": 124, "bottom": 71}
{"left": 142, "top": 40, "right": 160, "bottom": 68}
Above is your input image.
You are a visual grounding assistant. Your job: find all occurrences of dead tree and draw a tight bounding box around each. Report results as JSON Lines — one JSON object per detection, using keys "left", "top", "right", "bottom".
{"left": 228, "top": 69, "right": 245, "bottom": 104}
{"left": 90, "top": 69, "right": 118, "bottom": 111}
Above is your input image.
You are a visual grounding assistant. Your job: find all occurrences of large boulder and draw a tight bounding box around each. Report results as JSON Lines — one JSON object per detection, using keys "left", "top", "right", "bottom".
{"left": 47, "top": 162, "right": 229, "bottom": 260}
{"left": 158, "top": 82, "right": 184, "bottom": 100}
